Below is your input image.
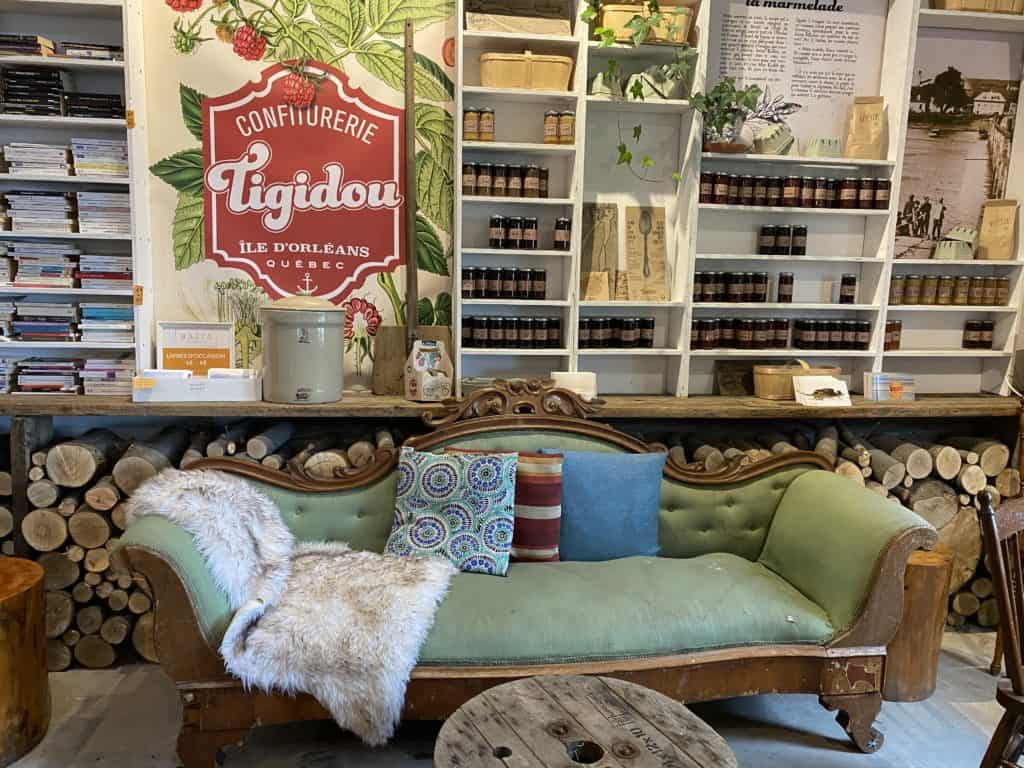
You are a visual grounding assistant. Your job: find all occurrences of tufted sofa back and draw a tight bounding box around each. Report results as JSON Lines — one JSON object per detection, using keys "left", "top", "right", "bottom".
{"left": 244, "top": 428, "right": 816, "bottom": 561}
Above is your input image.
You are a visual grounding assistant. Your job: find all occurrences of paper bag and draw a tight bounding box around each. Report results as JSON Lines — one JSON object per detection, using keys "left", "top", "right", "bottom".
{"left": 978, "top": 199, "right": 1018, "bottom": 261}
{"left": 843, "top": 96, "right": 887, "bottom": 160}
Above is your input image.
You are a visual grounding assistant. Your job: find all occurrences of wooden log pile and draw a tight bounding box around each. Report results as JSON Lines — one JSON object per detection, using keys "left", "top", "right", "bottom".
{"left": 0, "top": 435, "right": 12, "bottom": 557}
{"left": 17, "top": 421, "right": 399, "bottom": 670}
{"left": 667, "top": 425, "right": 1019, "bottom": 632}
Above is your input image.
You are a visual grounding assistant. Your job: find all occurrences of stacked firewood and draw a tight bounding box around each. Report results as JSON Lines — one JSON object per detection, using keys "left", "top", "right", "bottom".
{"left": 23, "top": 422, "right": 398, "bottom": 670}
{"left": 0, "top": 435, "right": 12, "bottom": 557}
{"left": 668, "top": 425, "right": 1018, "bottom": 630}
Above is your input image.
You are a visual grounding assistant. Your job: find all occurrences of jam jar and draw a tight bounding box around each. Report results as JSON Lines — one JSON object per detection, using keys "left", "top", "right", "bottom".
{"left": 700, "top": 172, "right": 714, "bottom": 204}
{"left": 839, "top": 273, "right": 857, "bottom": 304}
{"left": 521, "top": 217, "right": 539, "bottom": 249}
{"left": 858, "top": 178, "right": 876, "bottom": 210}
{"left": 491, "top": 163, "right": 508, "bottom": 197}
{"left": 478, "top": 107, "right": 495, "bottom": 141}
{"left": 839, "top": 177, "right": 860, "bottom": 209}
{"left": 543, "top": 110, "right": 560, "bottom": 144}
{"left": 889, "top": 274, "right": 906, "bottom": 305}
{"left": 920, "top": 274, "right": 939, "bottom": 305}
{"left": 461, "top": 162, "right": 476, "bottom": 196}
{"left": 461, "top": 266, "right": 475, "bottom": 298}
{"left": 791, "top": 225, "right": 808, "bottom": 256}
{"left": 523, "top": 165, "right": 541, "bottom": 198}
{"left": 553, "top": 218, "right": 571, "bottom": 251}
{"left": 507, "top": 164, "right": 523, "bottom": 197}
{"left": 505, "top": 216, "right": 523, "bottom": 248}
{"left": 874, "top": 179, "right": 891, "bottom": 210}
{"left": 758, "top": 226, "right": 777, "bottom": 255}
{"left": 782, "top": 176, "right": 801, "bottom": 207}
{"left": 463, "top": 108, "right": 480, "bottom": 142}
{"left": 799, "top": 176, "right": 815, "bottom": 208}
{"left": 475, "top": 163, "right": 493, "bottom": 196}
{"left": 488, "top": 215, "right": 505, "bottom": 248}
{"left": 777, "top": 272, "right": 794, "bottom": 303}
{"left": 539, "top": 168, "right": 549, "bottom": 198}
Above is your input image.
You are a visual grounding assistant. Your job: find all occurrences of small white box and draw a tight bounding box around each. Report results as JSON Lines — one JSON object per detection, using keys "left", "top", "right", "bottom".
{"left": 132, "top": 374, "right": 262, "bottom": 402}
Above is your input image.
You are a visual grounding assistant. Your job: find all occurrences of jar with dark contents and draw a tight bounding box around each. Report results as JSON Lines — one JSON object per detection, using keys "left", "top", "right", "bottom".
{"left": 499, "top": 268, "right": 516, "bottom": 299}
{"left": 903, "top": 274, "right": 923, "bottom": 305}
{"left": 887, "top": 320, "right": 902, "bottom": 350}
{"left": 874, "top": 179, "right": 891, "bottom": 210}
{"left": 487, "top": 317, "right": 505, "bottom": 348}
{"left": 713, "top": 172, "right": 730, "bottom": 205}
{"left": 539, "top": 168, "right": 549, "bottom": 198}
{"left": 758, "top": 225, "right": 777, "bottom": 255}
{"left": 981, "top": 320, "right": 995, "bottom": 349}
{"left": 596, "top": 318, "right": 612, "bottom": 348}
{"left": 689, "top": 320, "right": 698, "bottom": 349}
{"left": 953, "top": 275, "right": 971, "bottom": 305}
{"left": 839, "top": 273, "right": 857, "bottom": 305}
{"left": 963, "top": 320, "right": 982, "bottom": 349}
{"left": 842, "top": 320, "right": 858, "bottom": 349}
{"left": 813, "top": 177, "right": 828, "bottom": 209}
{"left": 782, "top": 176, "right": 801, "bottom": 207}
{"left": 799, "top": 177, "right": 815, "bottom": 209}
{"left": 461, "top": 266, "right": 475, "bottom": 298}
{"left": 828, "top": 320, "right": 843, "bottom": 349}
{"left": 839, "top": 177, "right": 859, "bottom": 209}
{"left": 727, "top": 272, "right": 744, "bottom": 303}
{"left": 797, "top": 319, "right": 815, "bottom": 349}
{"left": 530, "top": 268, "right": 547, "bottom": 300}
{"left": 737, "top": 319, "right": 754, "bottom": 349}
{"left": 701, "top": 273, "right": 717, "bottom": 304}
{"left": 693, "top": 272, "right": 705, "bottom": 302}
{"left": 579, "top": 318, "right": 592, "bottom": 348}
{"left": 719, "top": 317, "right": 734, "bottom": 348}
{"left": 476, "top": 163, "right": 493, "bottom": 196}
{"left": 857, "top": 320, "right": 872, "bottom": 350}
{"left": 753, "top": 319, "right": 771, "bottom": 348}
{"left": 772, "top": 318, "right": 790, "bottom": 348}
{"left": 740, "top": 175, "right": 755, "bottom": 206}
{"left": 791, "top": 225, "right": 807, "bottom": 256}
{"left": 753, "top": 176, "right": 768, "bottom": 207}
{"left": 492, "top": 163, "right": 508, "bottom": 197}
{"left": 505, "top": 216, "right": 523, "bottom": 249}
{"left": 505, "top": 317, "right": 519, "bottom": 348}
{"left": 858, "top": 178, "right": 876, "bottom": 210}
{"left": 777, "top": 272, "right": 794, "bottom": 303}
{"left": 826, "top": 178, "right": 839, "bottom": 207}
{"left": 752, "top": 272, "right": 769, "bottom": 303}
{"left": 700, "top": 172, "right": 714, "bottom": 204}
{"left": 473, "top": 267, "right": 487, "bottom": 298}
{"left": 462, "top": 317, "right": 475, "bottom": 348}
{"left": 936, "top": 275, "right": 955, "bottom": 306}
{"left": 523, "top": 165, "right": 540, "bottom": 198}
{"left": 548, "top": 317, "right": 562, "bottom": 349}
{"left": 488, "top": 215, "right": 505, "bottom": 249}
{"left": 507, "top": 164, "right": 523, "bottom": 197}
{"left": 774, "top": 225, "right": 793, "bottom": 255}
{"left": 889, "top": 274, "right": 905, "bottom": 305}
{"left": 968, "top": 276, "right": 986, "bottom": 305}
{"left": 766, "top": 176, "right": 783, "bottom": 207}
{"left": 478, "top": 107, "right": 495, "bottom": 141}
{"left": 515, "top": 268, "right": 532, "bottom": 300}
{"left": 519, "top": 318, "right": 534, "bottom": 348}
{"left": 553, "top": 218, "right": 571, "bottom": 251}
{"left": 462, "top": 162, "right": 476, "bottom": 196}
{"left": 521, "top": 217, "right": 538, "bottom": 249}
{"left": 484, "top": 267, "right": 501, "bottom": 299}
{"left": 619, "top": 317, "right": 639, "bottom": 348}
{"left": 712, "top": 272, "right": 726, "bottom": 302}
{"left": 534, "top": 317, "right": 549, "bottom": 347}
{"left": 472, "top": 316, "right": 489, "bottom": 347}
{"left": 727, "top": 175, "right": 741, "bottom": 205}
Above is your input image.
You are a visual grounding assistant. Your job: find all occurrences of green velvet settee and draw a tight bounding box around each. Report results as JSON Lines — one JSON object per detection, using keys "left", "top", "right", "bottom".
{"left": 118, "top": 382, "right": 937, "bottom": 767}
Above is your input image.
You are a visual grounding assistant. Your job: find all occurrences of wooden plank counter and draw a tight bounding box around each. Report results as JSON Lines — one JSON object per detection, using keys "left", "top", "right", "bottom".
{"left": 0, "top": 394, "right": 1016, "bottom": 419}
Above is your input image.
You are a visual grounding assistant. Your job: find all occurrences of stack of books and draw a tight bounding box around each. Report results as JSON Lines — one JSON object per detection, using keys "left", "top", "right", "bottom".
{"left": 0, "top": 300, "right": 14, "bottom": 337}
{"left": 14, "top": 358, "right": 80, "bottom": 394}
{"left": 59, "top": 42, "right": 123, "bottom": 61}
{"left": 3, "top": 142, "right": 71, "bottom": 176}
{"left": 78, "top": 252, "right": 131, "bottom": 289}
{"left": 12, "top": 241, "right": 78, "bottom": 288}
{"left": 0, "top": 359, "right": 14, "bottom": 394}
{"left": 71, "top": 137, "right": 127, "bottom": 177}
{"left": 3, "top": 191, "right": 75, "bottom": 232}
{"left": 12, "top": 300, "right": 77, "bottom": 341}
{"left": 1, "top": 66, "right": 64, "bottom": 116}
{"left": 76, "top": 191, "right": 129, "bottom": 235}
{"left": 78, "top": 302, "right": 132, "bottom": 343}
{"left": 0, "top": 249, "right": 13, "bottom": 286}
{"left": 0, "top": 35, "right": 55, "bottom": 57}
{"left": 63, "top": 91, "right": 122, "bottom": 120}
{"left": 80, "top": 356, "right": 133, "bottom": 395}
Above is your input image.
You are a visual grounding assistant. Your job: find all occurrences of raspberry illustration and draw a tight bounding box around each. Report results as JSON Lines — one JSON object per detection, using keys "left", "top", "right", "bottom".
{"left": 166, "top": 0, "right": 203, "bottom": 11}
{"left": 232, "top": 24, "right": 266, "bottom": 61}
{"left": 282, "top": 73, "right": 316, "bottom": 108}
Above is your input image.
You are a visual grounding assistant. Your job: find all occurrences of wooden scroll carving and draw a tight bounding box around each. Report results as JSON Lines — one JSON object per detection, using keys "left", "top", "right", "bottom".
{"left": 422, "top": 379, "right": 606, "bottom": 428}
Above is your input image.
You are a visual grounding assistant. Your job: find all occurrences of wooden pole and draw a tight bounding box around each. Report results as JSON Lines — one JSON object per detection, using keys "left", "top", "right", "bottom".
{"left": 404, "top": 18, "right": 419, "bottom": 352}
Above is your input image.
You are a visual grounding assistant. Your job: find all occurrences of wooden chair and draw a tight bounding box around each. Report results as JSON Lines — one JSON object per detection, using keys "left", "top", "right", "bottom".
{"left": 978, "top": 491, "right": 1024, "bottom": 767}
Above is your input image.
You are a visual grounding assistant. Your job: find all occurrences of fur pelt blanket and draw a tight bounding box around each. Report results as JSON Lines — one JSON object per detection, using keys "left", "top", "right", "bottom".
{"left": 125, "top": 469, "right": 455, "bottom": 745}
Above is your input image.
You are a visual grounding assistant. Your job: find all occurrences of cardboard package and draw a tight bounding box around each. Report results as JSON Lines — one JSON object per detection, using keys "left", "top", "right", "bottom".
{"left": 404, "top": 339, "right": 454, "bottom": 402}
{"left": 978, "top": 199, "right": 1019, "bottom": 260}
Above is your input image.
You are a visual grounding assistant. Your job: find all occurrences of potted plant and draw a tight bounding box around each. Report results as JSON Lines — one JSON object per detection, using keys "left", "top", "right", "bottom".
{"left": 691, "top": 78, "right": 764, "bottom": 153}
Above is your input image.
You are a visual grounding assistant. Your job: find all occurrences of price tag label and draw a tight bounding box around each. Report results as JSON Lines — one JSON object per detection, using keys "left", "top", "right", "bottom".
{"left": 133, "top": 285, "right": 144, "bottom": 306}
{"left": 132, "top": 377, "right": 155, "bottom": 390}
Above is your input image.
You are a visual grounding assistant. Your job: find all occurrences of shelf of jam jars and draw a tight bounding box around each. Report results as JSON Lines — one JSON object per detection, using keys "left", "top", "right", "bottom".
{"left": 696, "top": 254, "right": 878, "bottom": 263}
{"left": 887, "top": 306, "right": 1017, "bottom": 313}
{"left": 463, "top": 197, "right": 575, "bottom": 206}
{"left": 690, "top": 348, "right": 877, "bottom": 358}
{"left": 885, "top": 350, "right": 1014, "bottom": 358}
{"left": 692, "top": 302, "right": 879, "bottom": 311}
{"left": 578, "top": 348, "right": 682, "bottom": 356}
{"left": 894, "top": 259, "right": 1024, "bottom": 267}
{"left": 461, "top": 348, "right": 570, "bottom": 356}
{"left": 463, "top": 299, "right": 571, "bottom": 307}
{"left": 463, "top": 141, "right": 576, "bottom": 155}
{"left": 699, "top": 203, "right": 889, "bottom": 217}
{"left": 462, "top": 248, "right": 572, "bottom": 258}
{"left": 701, "top": 152, "right": 897, "bottom": 169}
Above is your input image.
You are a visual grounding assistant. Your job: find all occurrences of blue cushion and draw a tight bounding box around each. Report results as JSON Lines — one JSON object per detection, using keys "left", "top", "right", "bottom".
{"left": 544, "top": 450, "right": 666, "bottom": 561}
{"left": 385, "top": 447, "right": 518, "bottom": 576}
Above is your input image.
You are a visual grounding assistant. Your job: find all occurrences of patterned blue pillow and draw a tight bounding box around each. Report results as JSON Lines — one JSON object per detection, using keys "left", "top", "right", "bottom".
{"left": 385, "top": 447, "right": 518, "bottom": 576}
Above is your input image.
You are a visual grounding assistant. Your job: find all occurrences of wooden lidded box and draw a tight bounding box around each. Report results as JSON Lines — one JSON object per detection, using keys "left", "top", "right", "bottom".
{"left": 753, "top": 360, "right": 842, "bottom": 401}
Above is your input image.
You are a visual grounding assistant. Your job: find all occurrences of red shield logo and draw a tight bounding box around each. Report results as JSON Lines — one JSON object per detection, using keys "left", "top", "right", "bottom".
{"left": 203, "top": 63, "right": 405, "bottom": 302}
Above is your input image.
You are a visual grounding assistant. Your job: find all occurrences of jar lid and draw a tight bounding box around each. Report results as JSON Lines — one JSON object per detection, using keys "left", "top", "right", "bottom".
{"left": 262, "top": 293, "right": 344, "bottom": 312}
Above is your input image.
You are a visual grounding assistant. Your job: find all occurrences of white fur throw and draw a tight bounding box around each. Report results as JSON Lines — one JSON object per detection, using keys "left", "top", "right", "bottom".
{"left": 127, "top": 469, "right": 455, "bottom": 745}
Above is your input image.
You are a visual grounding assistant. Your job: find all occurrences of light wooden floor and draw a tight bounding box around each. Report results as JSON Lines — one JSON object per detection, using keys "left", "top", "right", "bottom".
{"left": 11, "top": 631, "right": 1003, "bottom": 768}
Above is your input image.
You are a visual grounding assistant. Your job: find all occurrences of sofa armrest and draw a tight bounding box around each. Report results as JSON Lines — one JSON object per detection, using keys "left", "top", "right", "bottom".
{"left": 117, "top": 516, "right": 231, "bottom": 681}
{"left": 759, "top": 470, "right": 938, "bottom": 648}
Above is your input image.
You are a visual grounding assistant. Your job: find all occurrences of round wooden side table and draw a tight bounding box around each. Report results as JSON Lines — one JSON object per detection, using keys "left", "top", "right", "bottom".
{"left": 0, "top": 557, "right": 50, "bottom": 767}
{"left": 434, "top": 675, "right": 737, "bottom": 767}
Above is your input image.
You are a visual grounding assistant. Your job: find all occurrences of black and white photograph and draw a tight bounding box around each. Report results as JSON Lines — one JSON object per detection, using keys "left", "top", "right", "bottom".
{"left": 897, "top": 29, "right": 1023, "bottom": 258}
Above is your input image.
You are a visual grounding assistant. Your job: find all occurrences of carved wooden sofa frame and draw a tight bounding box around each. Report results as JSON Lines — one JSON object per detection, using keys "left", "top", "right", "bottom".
{"left": 119, "top": 380, "right": 936, "bottom": 766}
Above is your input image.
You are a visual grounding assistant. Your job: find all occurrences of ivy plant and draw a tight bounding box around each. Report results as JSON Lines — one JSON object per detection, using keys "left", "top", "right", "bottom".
{"left": 690, "top": 77, "right": 763, "bottom": 144}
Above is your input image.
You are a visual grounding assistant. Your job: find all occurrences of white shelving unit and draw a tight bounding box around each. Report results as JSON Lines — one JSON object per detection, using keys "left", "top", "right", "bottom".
{"left": 0, "top": 0, "right": 147, "bottom": 390}
{"left": 453, "top": 2, "right": 1024, "bottom": 397}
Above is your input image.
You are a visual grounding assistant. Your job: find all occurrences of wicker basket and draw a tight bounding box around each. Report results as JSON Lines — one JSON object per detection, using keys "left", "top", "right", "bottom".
{"left": 930, "top": 0, "right": 965, "bottom": 7}
{"left": 753, "top": 360, "right": 842, "bottom": 401}
{"left": 479, "top": 50, "right": 574, "bottom": 91}
{"left": 599, "top": 4, "right": 694, "bottom": 44}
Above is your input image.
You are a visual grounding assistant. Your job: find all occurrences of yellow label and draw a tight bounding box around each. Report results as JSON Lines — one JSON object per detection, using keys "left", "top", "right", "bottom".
{"left": 132, "top": 377, "right": 155, "bottom": 390}
{"left": 133, "top": 285, "right": 143, "bottom": 306}
{"left": 126, "top": 109, "right": 135, "bottom": 128}
{"left": 161, "top": 348, "right": 231, "bottom": 376}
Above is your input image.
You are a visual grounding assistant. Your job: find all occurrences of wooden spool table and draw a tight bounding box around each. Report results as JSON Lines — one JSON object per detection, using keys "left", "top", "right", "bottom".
{"left": 434, "top": 675, "right": 737, "bottom": 767}
{"left": 0, "top": 558, "right": 50, "bottom": 767}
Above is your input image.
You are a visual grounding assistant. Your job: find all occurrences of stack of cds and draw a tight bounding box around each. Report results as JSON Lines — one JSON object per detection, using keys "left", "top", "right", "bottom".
{"left": 14, "top": 359, "right": 80, "bottom": 394}
{"left": 4, "top": 191, "right": 74, "bottom": 232}
{"left": 78, "top": 302, "right": 132, "bottom": 343}
{"left": 64, "top": 91, "right": 122, "bottom": 120}
{"left": 71, "top": 137, "right": 127, "bottom": 177}
{"left": 0, "top": 34, "right": 55, "bottom": 57}
{"left": 3, "top": 142, "right": 71, "bottom": 176}
{"left": 5, "top": 241, "right": 78, "bottom": 287}
{"left": 80, "top": 356, "right": 133, "bottom": 395}
{"left": 59, "top": 41, "right": 123, "bottom": 61}
{"left": 1, "top": 66, "right": 63, "bottom": 116}
{"left": 12, "top": 300, "right": 77, "bottom": 341}
{"left": 76, "top": 191, "right": 129, "bottom": 234}
{"left": 78, "top": 252, "right": 131, "bottom": 289}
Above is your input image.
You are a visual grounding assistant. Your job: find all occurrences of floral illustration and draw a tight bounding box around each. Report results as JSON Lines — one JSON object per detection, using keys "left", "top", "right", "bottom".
{"left": 344, "top": 296, "right": 381, "bottom": 375}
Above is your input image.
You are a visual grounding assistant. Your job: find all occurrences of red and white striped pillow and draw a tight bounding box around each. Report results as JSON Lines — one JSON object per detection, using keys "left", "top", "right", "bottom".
{"left": 445, "top": 450, "right": 562, "bottom": 562}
